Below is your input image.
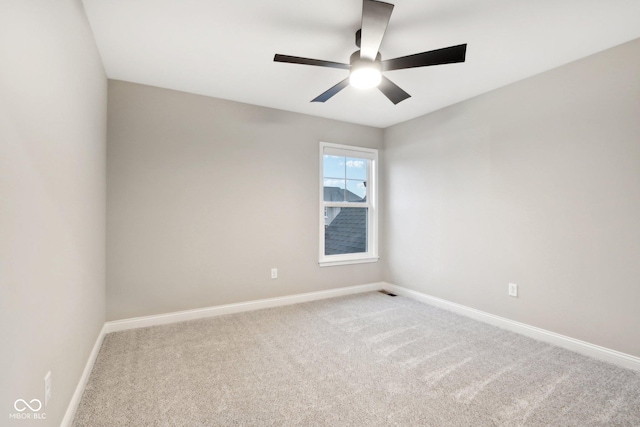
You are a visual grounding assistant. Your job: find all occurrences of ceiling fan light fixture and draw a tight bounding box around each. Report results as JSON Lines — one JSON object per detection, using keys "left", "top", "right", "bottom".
{"left": 274, "top": 0, "right": 466, "bottom": 104}
{"left": 349, "top": 60, "right": 382, "bottom": 89}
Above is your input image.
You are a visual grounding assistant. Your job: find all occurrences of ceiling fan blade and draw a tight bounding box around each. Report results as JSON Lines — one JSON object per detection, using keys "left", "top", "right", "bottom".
{"left": 378, "top": 76, "right": 410, "bottom": 104}
{"left": 360, "top": 0, "right": 394, "bottom": 61}
{"left": 274, "top": 54, "right": 350, "bottom": 70}
{"left": 382, "top": 44, "right": 467, "bottom": 71}
{"left": 311, "top": 78, "right": 350, "bottom": 103}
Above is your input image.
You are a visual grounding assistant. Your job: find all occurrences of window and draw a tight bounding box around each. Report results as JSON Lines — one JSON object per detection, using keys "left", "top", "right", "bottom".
{"left": 319, "top": 142, "right": 378, "bottom": 266}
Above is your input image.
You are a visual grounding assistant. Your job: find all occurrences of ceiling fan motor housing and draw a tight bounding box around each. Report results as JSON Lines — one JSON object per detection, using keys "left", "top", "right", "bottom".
{"left": 350, "top": 50, "right": 382, "bottom": 66}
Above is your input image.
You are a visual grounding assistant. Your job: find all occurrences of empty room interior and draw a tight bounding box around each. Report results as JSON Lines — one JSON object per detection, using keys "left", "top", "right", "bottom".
{"left": 2, "top": 0, "right": 640, "bottom": 425}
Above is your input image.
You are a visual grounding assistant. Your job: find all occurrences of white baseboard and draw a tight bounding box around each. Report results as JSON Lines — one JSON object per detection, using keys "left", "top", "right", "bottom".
{"left": 105, "top": 282, "right": 385, "bottom": 333}
{"left": 60, "top": 324, "right": 107, "bottom": 427}
{"left": 383, "top": 282, "right": 640, "bottom": 371}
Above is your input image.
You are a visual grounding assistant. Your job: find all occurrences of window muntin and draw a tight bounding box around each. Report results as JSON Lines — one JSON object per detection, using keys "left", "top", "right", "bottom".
{"left": 319, "top": 142, "right": 378, "bottom": 266}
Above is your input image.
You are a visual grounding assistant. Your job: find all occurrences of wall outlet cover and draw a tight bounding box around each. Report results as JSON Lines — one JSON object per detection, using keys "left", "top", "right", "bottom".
{"left": 508, "top": 283, "right": 518, "bottom": 297}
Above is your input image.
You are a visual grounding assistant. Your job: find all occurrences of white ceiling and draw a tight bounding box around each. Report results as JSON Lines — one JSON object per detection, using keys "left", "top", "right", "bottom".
{"left": 82, "top": 0, "right": 640, "bottom": 128}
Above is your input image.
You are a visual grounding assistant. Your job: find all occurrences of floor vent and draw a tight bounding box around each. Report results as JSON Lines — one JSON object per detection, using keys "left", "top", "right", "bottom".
{"left": 378, "top": 290, "right": 397, "bottom": 297}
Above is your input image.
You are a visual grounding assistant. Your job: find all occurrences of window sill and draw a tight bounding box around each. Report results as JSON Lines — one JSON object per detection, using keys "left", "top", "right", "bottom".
{"left": 319, "top": 256, "right": 379, "bottom": 267}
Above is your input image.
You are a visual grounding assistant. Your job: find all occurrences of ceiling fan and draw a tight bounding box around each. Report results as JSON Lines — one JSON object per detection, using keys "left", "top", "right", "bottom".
{"left": 274, "top": 0, "right": 467, "bottom": 105}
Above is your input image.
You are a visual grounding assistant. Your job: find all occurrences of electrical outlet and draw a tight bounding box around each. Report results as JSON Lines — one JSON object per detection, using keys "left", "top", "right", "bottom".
{"left": 44, "top": 371, "right": 51, "bottom": 407}
{"left": 271, "top": 268, "right": 278, "bottom": 279}
{"left": 508, "top": 283, "right": 518, "bottom": 297}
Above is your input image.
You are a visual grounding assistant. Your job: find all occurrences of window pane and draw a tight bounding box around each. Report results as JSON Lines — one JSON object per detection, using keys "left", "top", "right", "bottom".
{"left": 346, "top": 157, "right": 367, "bottom": 180}
{"left": 323, "top": 155, "right": 345, "bottom": 179}
{"left": 324, "top": 207, "right": 368, "bottom": 255}
{"left": 323, "top": 179, "right": 346, "bottom": 202}
{"left": 324, "top": 206, "right": 340, "bottom": 227}
{"left": 346, "top": 180, "right": 366, "bottom": 201}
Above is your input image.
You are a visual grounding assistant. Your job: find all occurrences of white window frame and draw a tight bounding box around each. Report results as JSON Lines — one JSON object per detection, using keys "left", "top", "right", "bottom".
{"left": 319, "top": 141, "right": 379, "bottom": 267}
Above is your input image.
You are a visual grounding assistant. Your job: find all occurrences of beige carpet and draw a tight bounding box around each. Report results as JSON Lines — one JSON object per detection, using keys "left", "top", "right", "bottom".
{"left": 73, "top": 292, "right": 640, "bottom": 426}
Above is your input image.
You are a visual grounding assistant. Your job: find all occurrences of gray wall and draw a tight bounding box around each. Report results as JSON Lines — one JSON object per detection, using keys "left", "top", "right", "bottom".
{"left": 383, "top": 38, "right": 640, "bottom": 357}
{"left": 107, "top": 81, "right": 383, "bottom": 320}
{"left": 0, "top": 1, "right": 106, "bottom": 425}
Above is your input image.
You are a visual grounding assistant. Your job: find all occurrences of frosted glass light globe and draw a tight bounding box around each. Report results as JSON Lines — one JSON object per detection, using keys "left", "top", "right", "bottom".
{"left": 349, "top": 60, "right": 382, "bottom": 89}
